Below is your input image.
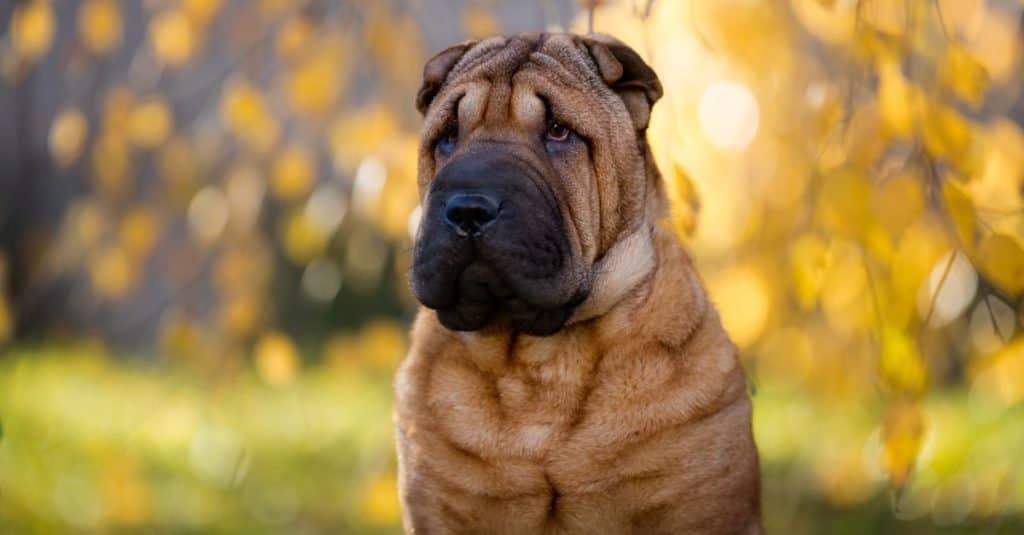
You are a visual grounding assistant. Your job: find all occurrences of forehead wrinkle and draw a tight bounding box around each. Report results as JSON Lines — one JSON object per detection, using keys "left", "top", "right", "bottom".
{"left": 444, "top": 36, "right": 546, "bottom": 97}
{"left": 448, "top": 40, "right": 526, "bottom": 87}
{"left": 519, "top": 53, "right": 588, "bottom": 92}
{"left": 449, "top": 37, "right": 508, "bottom": 78}
{"left": 510, "top": 72, "right": 607, "bottom": 146}
{"left": 458, "top": 81, "right": 490, "bottom": 130}
{"left": 538, "top": 35, "right": 606, "bottom": 85}
{"left": 510, "top": 84, "right": 545, "bottom": 128}
{"left": 421, "top": 87, "right": 467, "bottom": 145}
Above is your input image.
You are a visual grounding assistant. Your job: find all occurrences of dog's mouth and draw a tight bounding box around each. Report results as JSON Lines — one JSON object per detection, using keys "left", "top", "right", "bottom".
{"left": 411, "top": 228, "right": 591, "bottom": 335}
{"left": 427, "top": 260, "right": 589, "bottom": 336}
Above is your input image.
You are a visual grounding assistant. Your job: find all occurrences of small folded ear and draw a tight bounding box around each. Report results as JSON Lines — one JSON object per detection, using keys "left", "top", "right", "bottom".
{"left": 416, "top": 40, "right": 477, "bottom": 115}
{"left": 581, "top": 34, "right": 663, "bottom": 130}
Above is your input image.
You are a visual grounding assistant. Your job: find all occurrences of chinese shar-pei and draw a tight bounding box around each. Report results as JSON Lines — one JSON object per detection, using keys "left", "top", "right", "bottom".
{"left": 395, "top": 32, "right": 762, "bottom": 535}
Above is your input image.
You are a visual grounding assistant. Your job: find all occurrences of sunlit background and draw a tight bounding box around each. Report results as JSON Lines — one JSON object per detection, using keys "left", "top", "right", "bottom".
{"left": 1, "top": 0, "right": 1023, "bottom": 533}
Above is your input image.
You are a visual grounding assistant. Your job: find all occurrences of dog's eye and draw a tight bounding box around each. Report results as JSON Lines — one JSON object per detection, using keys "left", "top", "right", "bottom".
{"left": 545, "top": 122, "right": 571, "bottom": 142}
{"left": 437, "top": 128, "right": 458, "bottom": 157}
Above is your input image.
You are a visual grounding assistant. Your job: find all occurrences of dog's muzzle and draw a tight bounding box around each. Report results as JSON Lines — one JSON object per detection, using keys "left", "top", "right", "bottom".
{"left": 410, "top": 147, "right": 588, "bottom": 335}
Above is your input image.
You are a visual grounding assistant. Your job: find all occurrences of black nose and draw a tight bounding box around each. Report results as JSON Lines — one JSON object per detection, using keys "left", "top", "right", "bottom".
{"left": 443, "top": 193, "right": 499, "bottom": 236}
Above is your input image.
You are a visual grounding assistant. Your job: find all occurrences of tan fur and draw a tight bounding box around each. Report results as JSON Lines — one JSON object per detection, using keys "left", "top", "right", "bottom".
{"left": 397, "top": 33, "right": 761, "bottom": 534}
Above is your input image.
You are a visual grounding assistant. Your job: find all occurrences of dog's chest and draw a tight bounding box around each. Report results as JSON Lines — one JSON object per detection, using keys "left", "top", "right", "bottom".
{"left": 488, "top": 330, "right": 604, "bottom": 434}
{"left": 496, "top": 340, "right": 594, "bottom": 422}
{"left": 422, "top": 329, "right": 684, "bottom": 484}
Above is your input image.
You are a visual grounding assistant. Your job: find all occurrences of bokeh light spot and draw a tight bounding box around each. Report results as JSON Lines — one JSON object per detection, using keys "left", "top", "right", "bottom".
{"left": 301, "top": 258, "right": 343, "bottom": 303}
{"left": 918, "top": 251, "right": 977, "bottom": 328}
{"left": 698, "top": 80, "right": 760, "bottom": 150}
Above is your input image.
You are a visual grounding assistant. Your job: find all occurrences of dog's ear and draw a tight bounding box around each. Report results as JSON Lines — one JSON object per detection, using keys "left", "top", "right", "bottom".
{"left": 581, "top": 34, "right": 663, "bottom": 130}
{"left": 416, "top": 40, "right": 477, "bottom": 115}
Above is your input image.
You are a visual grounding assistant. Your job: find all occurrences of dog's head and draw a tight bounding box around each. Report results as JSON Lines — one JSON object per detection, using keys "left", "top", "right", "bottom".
{"left": 410, "top": 33, "right": 664, "bottom": 336}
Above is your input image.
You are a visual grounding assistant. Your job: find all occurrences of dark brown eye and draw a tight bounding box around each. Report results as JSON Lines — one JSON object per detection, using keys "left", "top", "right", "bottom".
{"left": 545, "top": 122, "right": 571, "bottom": 142}
{"left": 437, "top": 128, "right": 458, "bottom": 156}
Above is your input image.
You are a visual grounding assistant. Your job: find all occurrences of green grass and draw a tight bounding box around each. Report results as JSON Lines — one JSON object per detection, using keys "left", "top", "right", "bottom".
{"left": 1, "top": 348, "right": 1022, "bottom": 533}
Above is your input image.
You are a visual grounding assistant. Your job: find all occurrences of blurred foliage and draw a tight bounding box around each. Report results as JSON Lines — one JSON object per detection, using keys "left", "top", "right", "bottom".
{"left": 1, "top": 0, "right": 1024, "bottom": 532}
{"left": 595, "top": 0, "right": 1024, "bottom": 525}
{"left": 0, "top": 347, "right": 400, "bottom": 534}
{"left": 2, "top": 349, "right": 1023, "bottom": 534}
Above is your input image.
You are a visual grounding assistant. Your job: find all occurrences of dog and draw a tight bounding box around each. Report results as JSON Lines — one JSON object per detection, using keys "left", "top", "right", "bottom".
{"left": 395, "top": 32, "right": 761, "bottom": 534}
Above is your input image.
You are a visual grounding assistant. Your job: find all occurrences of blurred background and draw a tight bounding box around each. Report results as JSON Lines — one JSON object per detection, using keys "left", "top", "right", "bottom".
{"left": 1, "top": 0, "right": 1023, "bottom": 533}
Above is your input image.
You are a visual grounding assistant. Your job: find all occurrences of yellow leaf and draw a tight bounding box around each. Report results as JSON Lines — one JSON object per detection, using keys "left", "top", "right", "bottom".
{"left": 818, "top": 167, "right": 870, "bottom": 238}
{"left": 129, "top": 97, "right": 173, "bottom": 148}
{"left": 150, "top": 10, "right": 194, "bottom": 66}
{"left": 100, "top": 455, "right": 151, "bottom": 526}
{"left": 462, "top": 8, "right": 501, "bottom": 39}
{"left": 881, "top": 401, "right": 926, "bottom": 488}
{"left": 707, "top": 264, "right": 771, "bottom": 348}
{"left": 66, "top": 199, "right": 108, "bottom": 250}
{"left": 820, "top": 240, "right": 873, "bottom": 336}
{"left": 78, "top": 0, "right": 123, "bottom": 56}
{"left": 879, "top": 326, "right": 927, "bottom": 395}
{"left": 11, "top": 1, "right": 55, "bottom": 61}
{"left": 157, "top": 137, "right": 200, "bottom": 207}
{"left": 921, "top": 101, "right": 972, "bottom": 161}
{"left": 281, "top": 211, "right": 328, "bottom": 264}
{"left": 967, "top": 120, "right": 1024, "bottom": 231}
{"left": 373, "top": 156, "right": 420, "bottom": 240}
{"left": 328, "top": 105, "right": 398, "bottom": 171}
{"left": 855, "top": 25, "right": 903, "bottom": 63}
{"left": 359, "top": 320, "right": 407, "bottom": 370}
{"left": 119, "top": 207, "right": 161, "bottom": 260}
{"left": 216, "top": 241, "right": 271, "bottom": 298}
{"left": 361, "top": 472, "right": 401, "bottom": 526}
{"left": 877, "top": 61, "right": 916, "bottom": 139}
{"left": 219, "top": 293, "right": 261, "bottom": 338}
{"left": 286, "top": 54, "right": 341, "bottom": 116}
{"left": 92, "top": 133, "right": 133, "bottom": 199}
{"left": 667, "top": 163, "right": 701, "bottom": 239}
{"left": 220, "top": 80, "right": 279, "bottom": 153}
{"left": 49, "top": 107, "right": 89, "bottom": 169}
{"left": 872, "top": 173, "right": 924, "bottom": 238}
{"left": 935, "top": 0, "right": 986, "bottom": 39}
{"left": 861, "top": 0, "right": 907, "bottom": 36}
{"left": 182, "top": 0, "right": 221, "bottom": 25}
{"left": 890, "top": 220, "right": 949, "bottom": 326}
{"left": 789, "top": 233, "right": 830, "bottom": 309}
{"left": 971, "top": 339, "right": 1024, "bottom": 406}
{"left": 271, "top": 146, "right": 316, "bottom": 202}
{"left": 259, "top": 0, "right": 291, "bottom": 16}
{"left": 90, "top": 245, "right": 136, "bottom": 299}
{"left": 941, "top": 180, "right": 976, "bottom": 251}
{"left": 843, "top": 101, "right": 888, "bottom": 167}
{"left": 939, "top": 45, "right": 989, "bottom": 107}
{"left": 968, "top": 8, "right": 1020, "bottom": 83}
{"left": 276, "top": 16, "right": 314, "bottom": 60}
{"left": 101, "top": 86, "right": 134, "bottom": 135}
{"left": 789, "top": 0, "right": 856, "bottom": 46}
{"left": 254, "top": 331, "right": 300, "bottom": 387}
{"left": 977, "top": 232, "right": 1024, "bottom": 294}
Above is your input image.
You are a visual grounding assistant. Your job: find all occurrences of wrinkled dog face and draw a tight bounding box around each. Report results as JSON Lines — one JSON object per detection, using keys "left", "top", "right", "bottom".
{"left": 410, "top": 33, "right": 663, "bottom": 336}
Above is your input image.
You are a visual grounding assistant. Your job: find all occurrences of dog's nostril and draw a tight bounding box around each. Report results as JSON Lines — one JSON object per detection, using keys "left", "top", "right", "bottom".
{"left": 443, "top": 193, "right": 499, "bottom": 236}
